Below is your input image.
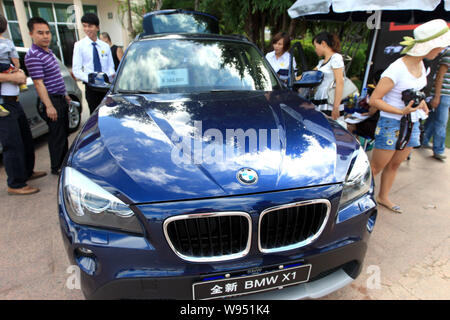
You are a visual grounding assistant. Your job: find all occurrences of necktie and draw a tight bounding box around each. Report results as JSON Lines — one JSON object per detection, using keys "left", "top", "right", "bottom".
{"left": 92, "top": 42, "right": 102, "bottom": 72}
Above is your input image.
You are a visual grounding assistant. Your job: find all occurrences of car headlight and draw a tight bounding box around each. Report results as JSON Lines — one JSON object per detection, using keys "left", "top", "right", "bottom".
{"left": 339, "top": 146, "right": 372, "bottom": 207}
{"left": 62, "top": 167, "right": 143, "bottom": 234}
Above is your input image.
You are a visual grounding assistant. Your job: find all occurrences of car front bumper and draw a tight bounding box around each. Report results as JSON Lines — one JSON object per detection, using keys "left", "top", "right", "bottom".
{"left": 58, "top": 178, "right": 377, "bottom": 300}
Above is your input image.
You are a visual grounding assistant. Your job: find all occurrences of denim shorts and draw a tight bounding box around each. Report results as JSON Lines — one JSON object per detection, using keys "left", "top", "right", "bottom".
{"left": 374, "top": 116, "right": 421, "bottom": 150}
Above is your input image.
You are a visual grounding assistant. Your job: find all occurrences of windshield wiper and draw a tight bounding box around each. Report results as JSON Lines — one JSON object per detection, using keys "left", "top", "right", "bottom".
{"left": 115, "top": 89, "right": 159, "bottom": 94}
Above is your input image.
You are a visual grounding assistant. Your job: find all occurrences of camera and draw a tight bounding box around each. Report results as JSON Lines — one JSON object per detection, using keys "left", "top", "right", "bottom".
{"left": 401, "top": 89, "right": 426, "bottom": 108}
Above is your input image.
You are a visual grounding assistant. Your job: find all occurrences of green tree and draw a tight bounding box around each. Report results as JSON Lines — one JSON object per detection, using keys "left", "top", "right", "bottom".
{"left": 162, "top": 0, "right": 294, "bottom": 51}
{"left": 199, "top": 0, "right": 294, "bottom": 50}
{"left": 136, "top": 0, "right": 371, "bottom": 77}
{"left": 117, "top": 0, "right": 164, "bottom": 38}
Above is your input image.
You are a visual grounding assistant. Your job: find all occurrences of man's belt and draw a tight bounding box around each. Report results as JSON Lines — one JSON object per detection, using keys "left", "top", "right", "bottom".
{"left": 2, "top": 96, "right": 18, "bottom": 102}
{"left": 48, "top": 93, "right": 66, "bottom": 98}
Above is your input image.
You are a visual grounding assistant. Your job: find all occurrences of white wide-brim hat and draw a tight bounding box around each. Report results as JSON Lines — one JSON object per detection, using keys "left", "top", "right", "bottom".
{"left": 400, "top": 19, "right": 450, "bottom": 56}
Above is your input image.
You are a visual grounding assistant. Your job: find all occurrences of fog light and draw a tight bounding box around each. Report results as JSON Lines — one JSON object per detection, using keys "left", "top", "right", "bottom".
{"left": 367, "top": 211, "right": 377, "bottom": 233}
{"left": 76, "top": 247, "right": 94, "bottom": 256}
{"left": 75, "top": 247, "right": 97, "bottom": 275}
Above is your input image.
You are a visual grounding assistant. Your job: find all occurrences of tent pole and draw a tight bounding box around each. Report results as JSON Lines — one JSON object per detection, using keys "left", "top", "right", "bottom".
{"left": 361, "top": 29, "right": 378, "bottom": 90}
{"left": 362, "top": 16, "right": 381, "bottom": 90}
{"left": 362, "top": 28, "right": 378, "bottom": 88}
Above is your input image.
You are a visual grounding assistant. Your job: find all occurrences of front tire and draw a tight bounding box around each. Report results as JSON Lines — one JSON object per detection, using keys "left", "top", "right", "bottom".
{"left": 68, "top": 98, "right": 81, "bottom": 133}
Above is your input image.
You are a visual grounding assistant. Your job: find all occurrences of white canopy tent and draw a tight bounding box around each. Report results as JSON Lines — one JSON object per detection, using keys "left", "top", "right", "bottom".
{"left": 288, "top": 0, "right": 450, "bottom": 19}
{"left": 287, "top": 0, "right": 450, "bottom": 89}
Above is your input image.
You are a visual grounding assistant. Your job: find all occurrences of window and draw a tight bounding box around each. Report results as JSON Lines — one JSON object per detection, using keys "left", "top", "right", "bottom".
{"left": 29, "top": 2, "right": 55, "bottom": 22}
{"left": 18, "top": 51, "right": 28, "bottom": 76}
{"left": 54, "top": 3, "right": 72, "bottom": 23}
{"left": 2, "top": 0, "right": 24, "bottom": 46}
{"left": 2, "top": 1, "right": 97, "bottom": 66}
{"left": 83, "top": 5, "right": 98, "bottom": 15}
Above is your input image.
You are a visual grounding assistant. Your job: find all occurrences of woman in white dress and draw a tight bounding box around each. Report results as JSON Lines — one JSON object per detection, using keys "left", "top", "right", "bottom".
{"left": 265, "top": 32, "right": 296, "bottom": 83}
{"left": 311, "top": 32, "right": 344, "bottom": 121}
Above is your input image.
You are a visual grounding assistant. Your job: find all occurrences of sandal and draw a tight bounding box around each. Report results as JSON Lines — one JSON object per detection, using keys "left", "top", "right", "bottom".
{"left": 376, "top": 198, "right": 403, "bottom": 214}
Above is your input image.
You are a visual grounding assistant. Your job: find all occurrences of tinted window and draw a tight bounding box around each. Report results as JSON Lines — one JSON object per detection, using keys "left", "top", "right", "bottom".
{"left": 18, "top": 52, "right": 28, "bottom": 77}
{"left": 115, "top": 39, "right": 281, "bottom": 93}
{"left": 144, "top": 12, "right": 219, "bottom": 35}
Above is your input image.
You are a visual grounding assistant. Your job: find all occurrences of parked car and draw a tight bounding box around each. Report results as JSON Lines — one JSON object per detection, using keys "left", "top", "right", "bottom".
{"left": 0, "top": 47, "right": 83, "bottom": 152}
{"left": 58, "top": 10, "right": 377, "bottom": 300}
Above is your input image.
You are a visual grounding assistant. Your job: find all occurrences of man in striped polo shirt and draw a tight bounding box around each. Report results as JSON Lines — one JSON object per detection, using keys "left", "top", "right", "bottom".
{"left": 423, "top": 47, "right": 450, "bottom": 161}
{"left": 25, "top": 17, "right": 71, "bottom": 175}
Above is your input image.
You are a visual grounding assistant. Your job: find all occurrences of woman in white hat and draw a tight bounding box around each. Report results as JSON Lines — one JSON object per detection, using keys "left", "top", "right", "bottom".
{"left": 369, "top": 19, "right": 450, "bottom": 214}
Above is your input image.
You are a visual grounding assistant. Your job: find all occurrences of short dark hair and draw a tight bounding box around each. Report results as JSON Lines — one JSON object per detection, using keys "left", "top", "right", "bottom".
{"left": 0, "top": 15, "right": 8, "bottom": 34}
{"left": 81, "top": 13, "right": 100, "bottom": 27}
{"left": 272, "top": 32, "right": 291, "bottom": 53}
{"left": 27, "top": 17, "right": 50, "bottom": 32}
{"left": 100, "top": 32, "right": 111, "bottom": 42}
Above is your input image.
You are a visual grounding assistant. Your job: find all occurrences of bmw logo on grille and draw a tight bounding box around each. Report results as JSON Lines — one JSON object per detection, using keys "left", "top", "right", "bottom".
{"left": 237, "top": 168, "right": 258, "bottom": 185}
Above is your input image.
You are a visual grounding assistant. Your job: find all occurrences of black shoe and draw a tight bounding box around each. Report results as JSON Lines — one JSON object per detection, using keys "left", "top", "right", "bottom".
{"left": 51, "top": 168, "right": 61, "bottom": 175}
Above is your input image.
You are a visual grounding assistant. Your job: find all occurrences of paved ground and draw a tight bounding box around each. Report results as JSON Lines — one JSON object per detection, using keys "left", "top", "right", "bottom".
{"left": 0, "top": 85, "right": 449, "bottom": 299}
{"left": 324, "top": 148, "right": 450, "bottom": 300}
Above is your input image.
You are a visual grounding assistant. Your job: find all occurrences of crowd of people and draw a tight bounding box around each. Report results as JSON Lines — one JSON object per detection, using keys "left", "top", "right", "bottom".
{"left": 266, "top": 19, "right": 450, "bottom": 214}
{"left": 0, "top": 13, "right": 449, "bottom": 213}
{"left": 0, "top": 13, "right": 121, "bottom": 195}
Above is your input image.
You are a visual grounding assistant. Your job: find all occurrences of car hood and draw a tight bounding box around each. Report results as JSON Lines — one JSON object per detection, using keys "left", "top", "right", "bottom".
{"left": 70, "top": 91, "right": 358, "bottom": 204}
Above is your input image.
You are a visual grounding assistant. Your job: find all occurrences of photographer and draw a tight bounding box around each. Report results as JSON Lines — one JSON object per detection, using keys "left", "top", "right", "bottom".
{"left": 369, "top": 19, "right": 450, "bottom": 214}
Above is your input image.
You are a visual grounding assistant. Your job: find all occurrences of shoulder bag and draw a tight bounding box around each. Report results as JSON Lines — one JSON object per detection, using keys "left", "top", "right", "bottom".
{"left": 327, "top": 71, "right": 359, "bottom": 105}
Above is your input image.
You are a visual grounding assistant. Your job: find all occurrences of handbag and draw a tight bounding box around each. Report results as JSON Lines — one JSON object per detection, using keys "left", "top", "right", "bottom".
{"left": 327, "top": 75, "right": 359, "bottom": 105}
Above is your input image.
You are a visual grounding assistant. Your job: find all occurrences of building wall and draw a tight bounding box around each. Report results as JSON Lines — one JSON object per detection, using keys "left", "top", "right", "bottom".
{"left": 0, "top": 0, "right": 132, "bottom": 65}
{"left": 97, "top": 0, "right": 129, "bottom": 47}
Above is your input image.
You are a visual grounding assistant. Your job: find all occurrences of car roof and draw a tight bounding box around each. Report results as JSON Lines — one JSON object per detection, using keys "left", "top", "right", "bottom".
{"left": 136, "top": 32, "right": 250, "bottom": 43}
{"left": 143, "top": 9, "right": 218, "bottom": 21}
{"left": 142, "top": 9, "right": 219, "bottom": 36}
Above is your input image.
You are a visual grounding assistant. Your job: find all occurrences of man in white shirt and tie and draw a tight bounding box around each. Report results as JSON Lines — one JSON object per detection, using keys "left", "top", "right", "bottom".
{"left": 72, "top": 13, "right": 115, "bottom": 114}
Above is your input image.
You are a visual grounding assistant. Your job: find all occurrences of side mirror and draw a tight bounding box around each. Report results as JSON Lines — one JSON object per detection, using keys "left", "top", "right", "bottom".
{"left": 293, "top": 71, "right": 324, "bottom": 90}
{"left": 87, "top": 72, "right": 111, "bottom": 93}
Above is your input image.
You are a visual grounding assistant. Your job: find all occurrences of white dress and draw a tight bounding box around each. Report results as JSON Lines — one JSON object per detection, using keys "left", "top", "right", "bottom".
{"left": 313, "top": 53, "right": 345, "bottom": 112}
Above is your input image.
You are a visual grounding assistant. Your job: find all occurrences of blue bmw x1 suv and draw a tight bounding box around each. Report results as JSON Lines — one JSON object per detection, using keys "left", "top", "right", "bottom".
{"left": 58, "top": 10, "right": 377, "bottom": 300}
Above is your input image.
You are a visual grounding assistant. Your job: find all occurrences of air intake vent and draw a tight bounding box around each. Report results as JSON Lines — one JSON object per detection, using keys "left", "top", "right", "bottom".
{"left": 259, "top": 200, "right": 330, "bottom": 253}
{"left": 164, "top": 212, "right": 251, "bottom": 262}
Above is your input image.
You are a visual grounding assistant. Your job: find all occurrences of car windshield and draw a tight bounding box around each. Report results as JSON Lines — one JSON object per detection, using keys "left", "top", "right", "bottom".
{"left": 114, "top": 38, "right": 281, "bottom": 93}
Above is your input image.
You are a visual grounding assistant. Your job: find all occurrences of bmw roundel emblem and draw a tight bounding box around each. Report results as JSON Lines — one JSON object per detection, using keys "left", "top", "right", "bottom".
{"left": 237, "top": 168, "right": 258, "bottom": 185}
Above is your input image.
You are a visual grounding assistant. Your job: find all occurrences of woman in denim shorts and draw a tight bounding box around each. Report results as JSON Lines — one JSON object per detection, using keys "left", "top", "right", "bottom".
{"left": 369, "top": 19, "right": 450, "bottom": 213}
{"left": 374, "top": 117, "right": 421, "bottom": 151}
